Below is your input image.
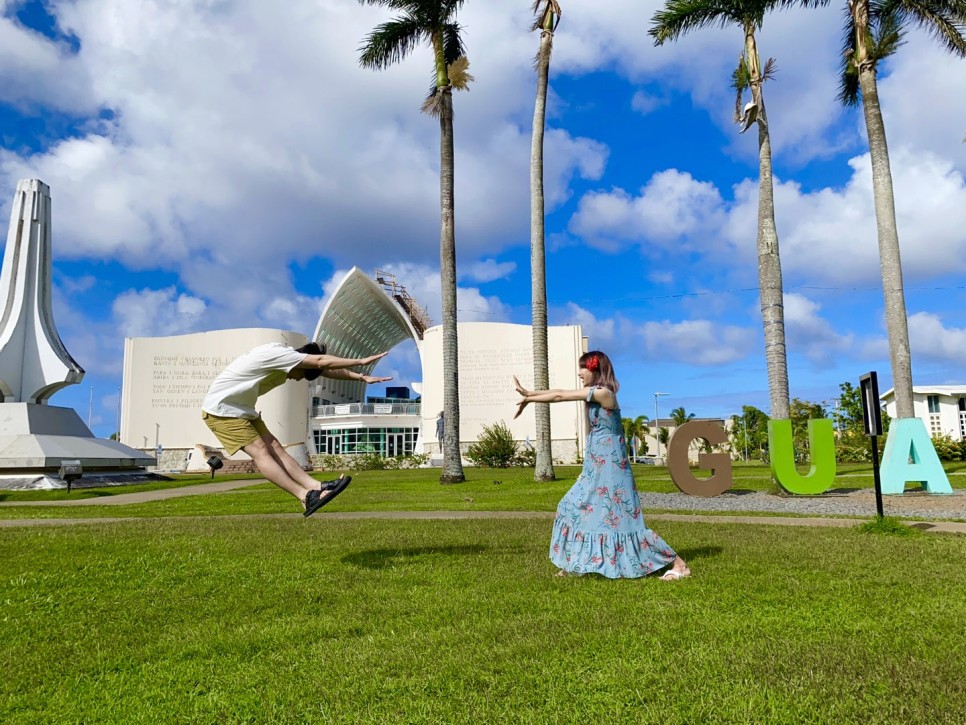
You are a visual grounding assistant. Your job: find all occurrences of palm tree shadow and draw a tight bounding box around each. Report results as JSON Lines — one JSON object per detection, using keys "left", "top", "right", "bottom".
{"left": 342, "top": 545, "right": 487, "bottom": 570}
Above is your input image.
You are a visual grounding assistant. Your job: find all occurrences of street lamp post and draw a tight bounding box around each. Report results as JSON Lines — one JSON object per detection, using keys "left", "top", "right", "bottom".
{"left": 654, "top": 392, "right": 669, "bottom": 463}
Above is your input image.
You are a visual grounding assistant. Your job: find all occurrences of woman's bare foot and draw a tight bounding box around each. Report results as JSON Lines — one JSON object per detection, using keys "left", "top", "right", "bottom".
{"left": 556, "top": 569, "right": 569, "bottom": 577}
{"left": 663, "top": 556, "right": 691, "bottom": 579}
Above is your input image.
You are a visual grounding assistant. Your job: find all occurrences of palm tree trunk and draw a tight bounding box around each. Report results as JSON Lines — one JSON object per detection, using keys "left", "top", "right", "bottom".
{"left": 857, "top": 65, "right": 915, "bottom": 419}
{"left": 530, "top": 27, "right": 555, "bottom": 482}
{"left": 438, "top": 86, "right": 465, "bottom": 483}
{"left": 746, "top": 28, "right": 790, "bottom": 421}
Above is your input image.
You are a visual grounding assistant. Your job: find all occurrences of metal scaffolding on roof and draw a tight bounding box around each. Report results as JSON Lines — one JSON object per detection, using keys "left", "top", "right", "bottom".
{"left": 374, "top": 270, "right": 431, "bottom": 338}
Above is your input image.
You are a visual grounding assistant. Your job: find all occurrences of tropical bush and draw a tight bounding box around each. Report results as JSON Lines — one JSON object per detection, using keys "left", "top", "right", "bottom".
{"left": 466, "top": 421, "right": 519, "bottom": 468}
{"left": 930, "top": 433, "right": 966, "bottom": 462}
{"left": 514, "top": 445, "right": 537, "bottom": 467}
{"left": 310, "top": 452, "right": 429, "bottom": 471}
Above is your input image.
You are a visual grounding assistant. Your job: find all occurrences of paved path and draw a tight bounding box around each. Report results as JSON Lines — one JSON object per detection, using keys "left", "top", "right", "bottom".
{"left": 0, "top": 478, "right": 266, "bottom": 507}
{"left": 1, "top": 478, "right": 963, "bottom": 534}
{"left": 0, "top": 508, "right": 963, "bottom": 534}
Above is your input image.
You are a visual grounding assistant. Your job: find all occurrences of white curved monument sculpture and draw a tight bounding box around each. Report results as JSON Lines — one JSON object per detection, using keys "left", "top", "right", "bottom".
{"left": 0, "top": 180, "right": 84, "bottom": 401}
{"left": 0, "top": 179, "right": 152, "bottom": 488}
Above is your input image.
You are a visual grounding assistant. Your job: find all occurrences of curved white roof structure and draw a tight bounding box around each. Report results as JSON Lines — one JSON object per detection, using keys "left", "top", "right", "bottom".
{"left": 312, "top": 267, "right": 424, "bottom": 403}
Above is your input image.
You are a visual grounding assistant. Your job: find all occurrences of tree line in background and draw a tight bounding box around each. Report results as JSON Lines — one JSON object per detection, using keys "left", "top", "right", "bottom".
{"left": 359, "top": 1, "right": 966, "bottom": 482}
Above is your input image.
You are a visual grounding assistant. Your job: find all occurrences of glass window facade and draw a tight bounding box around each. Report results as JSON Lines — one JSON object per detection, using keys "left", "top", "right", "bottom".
{"left": 313, "top": 427, "right": 420, "bottom": 457}
{"left": 927, "top": 395, "right": 940, "bottom": 413}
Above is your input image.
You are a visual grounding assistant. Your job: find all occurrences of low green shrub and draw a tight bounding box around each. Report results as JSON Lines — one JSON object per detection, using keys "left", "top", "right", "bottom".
{"left": 466, "top": 421, "right": 518, "bottom": 468}
{"left": 514, "top": 445, "right": 537, "bottom": 467}
{"left": 310, "top": 452, "right": 430, "bottom": 471}
{"left": 930, "top": 433, "right": 966, "bottom": 461}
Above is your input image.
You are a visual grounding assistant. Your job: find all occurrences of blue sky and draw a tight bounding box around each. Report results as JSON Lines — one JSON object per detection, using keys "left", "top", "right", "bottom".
{"left": 2, "top": 0, "right": 965, "bottom": 438}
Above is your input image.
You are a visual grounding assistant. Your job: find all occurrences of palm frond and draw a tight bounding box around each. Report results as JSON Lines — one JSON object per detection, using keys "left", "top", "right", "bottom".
{"left": 442, "top": 22, "right": 466, "bottom": 67}
{"left": 447, "top": 56, "right": 474, "bottom": 90}
{"left": 869, "top": 8, "right": 906, "bottom": 60}
{"left": 731, "top": 54, "right": 751, "bottom": 92}
{"left": 530, "top": 0, "right": 562, "bottom": 32}
{"left": 891, "top": 0, "right": 966, "bottom": 56}
{"left": 359, "top": 16, "right": 425, "bottom": 69}
{"left": 837, "top": 5, "right": 861, "bottom": 105}
{"left": 762, "top": 57, "right": 778, "bottom": 81}
{"left": 650, "top": 0, "right": 739, "bottom": 45}
{"left": 732, "top": 55, "right": 748, "bottom": 123}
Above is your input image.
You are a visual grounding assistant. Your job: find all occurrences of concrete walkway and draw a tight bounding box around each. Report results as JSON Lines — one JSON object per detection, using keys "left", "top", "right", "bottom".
{"left": 1, "top": 478, "right": 963, "bottom": 534}
{"left": 0, "top": 506, "right": 963, "bottom": 533}
{"left": 0, "top": 478, "right": 267, "bottom": 507}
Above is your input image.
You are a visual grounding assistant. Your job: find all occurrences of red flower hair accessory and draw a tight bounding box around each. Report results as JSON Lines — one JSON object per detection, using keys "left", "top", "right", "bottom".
{"left": 585, "top": 355, "right": 599, "bottom": 372}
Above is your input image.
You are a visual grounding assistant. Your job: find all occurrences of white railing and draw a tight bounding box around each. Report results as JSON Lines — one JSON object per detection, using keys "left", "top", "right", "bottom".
{"left": 312, "top": 403, "right": 421, "bottom": 418}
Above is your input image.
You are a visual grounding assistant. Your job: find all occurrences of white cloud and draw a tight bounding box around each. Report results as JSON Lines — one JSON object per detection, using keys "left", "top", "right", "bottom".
{"left": 738, "top": 148, "right": 966, "bottom": 286}
{"left": 563, "top": 303, "right": 617, "bottom": 349}
{"left": 460, "top": 259, "right": 516, "bottom": 284}
{"left": 908, "top": 312, "right": 966, "bottom": 364}
{"left": 631, "top": 90, "right": 667, "bottom": 116}
{"left": 260, "top": 294, "right": 325, "bottom": 336}
{"left": 563, "top": 302, "right": 754, "bottom": 366}
{"left": 569, "top": 169, "right": 727, "bottom": 251}
{"left": 875, "top": 35, "right": 966, "bottom": 175}
{"left": 0, "top": 9, "right": 96, "bottom": 113}
{"left": 782, "top": 293, "right": 854, "bottom": 365}
{"left": 641, "top": 319, "right": 756, "bottom": 366}
{"left": 0, "top": 0, "right": 606, "bottom": 329}
{"left": 568, "top": 144, "right": 966, "bottom": 291}
{"left": 112, "top": 287, "right": 207, "bottom": 338}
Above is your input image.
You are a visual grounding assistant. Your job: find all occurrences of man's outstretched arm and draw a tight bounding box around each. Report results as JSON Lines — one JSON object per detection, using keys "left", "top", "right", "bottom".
{"left": 321, "top": 369, "right": 392, "bottom": 384}
{"left": 297, "top": 351, "right": 389, "bottom": 371}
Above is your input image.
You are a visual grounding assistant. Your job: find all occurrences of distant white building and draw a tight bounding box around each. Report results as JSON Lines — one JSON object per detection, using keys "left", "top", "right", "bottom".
{"left": 880, "top": 386, "right": 966, "bottom": 441}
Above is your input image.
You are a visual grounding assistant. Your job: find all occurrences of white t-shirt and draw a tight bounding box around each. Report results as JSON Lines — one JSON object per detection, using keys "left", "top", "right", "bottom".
{"left": 201, "top": 343, "right": 307, "bottom": 419}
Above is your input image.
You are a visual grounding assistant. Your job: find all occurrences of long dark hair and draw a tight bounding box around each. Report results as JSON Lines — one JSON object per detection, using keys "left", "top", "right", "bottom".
{"left": 579, "top": 350, "right": 618, "bottom": 392}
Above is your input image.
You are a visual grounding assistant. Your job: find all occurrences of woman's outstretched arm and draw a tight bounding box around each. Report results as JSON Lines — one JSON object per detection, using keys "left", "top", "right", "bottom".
{"left": 513, "top": 375, "right": 594, "bottom": 419}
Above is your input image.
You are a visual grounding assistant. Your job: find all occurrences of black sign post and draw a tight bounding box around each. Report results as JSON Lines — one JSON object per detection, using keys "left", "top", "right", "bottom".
{"left": 859, "top": 372, "right": 884, "bottom": 519}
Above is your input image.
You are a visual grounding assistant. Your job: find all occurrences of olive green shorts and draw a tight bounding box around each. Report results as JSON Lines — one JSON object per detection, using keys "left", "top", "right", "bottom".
{"left": 202, "top": 412, "right": 270, "bottom": 455}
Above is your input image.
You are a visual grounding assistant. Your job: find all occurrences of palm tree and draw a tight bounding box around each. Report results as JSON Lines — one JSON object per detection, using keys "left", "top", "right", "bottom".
{"left": 622, "top": 414, "right": 650, "bottom": 458}
{"left": 669, "top": 406, "right": 696, "bottom": 427}
{"left": 529, "top": 0, "right": 562, "bottom": 482}
{"left": 839, "top": 0, "right": 966, "bottom": 419}
{"left": 650, "top": 0, "right": 827, "bottom": 421}
{"left": 359, "top": 0, "right": 474, "bottom": 482}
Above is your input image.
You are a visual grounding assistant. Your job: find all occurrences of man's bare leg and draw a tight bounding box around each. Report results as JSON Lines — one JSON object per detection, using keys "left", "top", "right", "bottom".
{"left": 243, "top": 437, "right": 311, "bottom": 505}
{"left": 265, "top": 434, "right": 325, "bottom": 493}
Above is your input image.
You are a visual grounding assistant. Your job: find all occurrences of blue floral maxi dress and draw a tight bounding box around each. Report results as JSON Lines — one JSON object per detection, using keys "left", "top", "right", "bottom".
{"left": 549, "top": 388, "right": 677, "bottom": 578}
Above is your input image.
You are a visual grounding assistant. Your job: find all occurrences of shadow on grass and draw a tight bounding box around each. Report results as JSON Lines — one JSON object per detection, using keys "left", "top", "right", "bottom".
{"left": 343, "top": 544, "right": 487, "bottom": 569}
{"left": 676, "top": 545, "right": 724, "bottom": 562}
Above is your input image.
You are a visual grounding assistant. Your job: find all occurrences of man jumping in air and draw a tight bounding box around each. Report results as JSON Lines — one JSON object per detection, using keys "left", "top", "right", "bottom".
{"left": 201, "top": 341, "right": 391, "bottom": 517}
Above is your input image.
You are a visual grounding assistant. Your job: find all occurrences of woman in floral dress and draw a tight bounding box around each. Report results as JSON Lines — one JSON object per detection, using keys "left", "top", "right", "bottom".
{"left": 514, "top": 350, "right": 691, "bottom": 580}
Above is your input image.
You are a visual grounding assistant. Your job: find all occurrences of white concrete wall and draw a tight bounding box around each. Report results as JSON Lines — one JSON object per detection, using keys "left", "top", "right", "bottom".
{"left": 419, "top": 322, "right": 586, "bottom": 457}
{"left": 121, "top": 328, "right": 310, "bottom": 451}
{"left": 885, "top": 391, "right": 966, "bottom": 441}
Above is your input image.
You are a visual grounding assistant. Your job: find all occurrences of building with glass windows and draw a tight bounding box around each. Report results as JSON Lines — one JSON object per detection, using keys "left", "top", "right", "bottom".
{"left": 307, "top": 267, "right": 587, "bottom": 463}
{"left": 121, "top": 268, "right": 587, "bottom": 467}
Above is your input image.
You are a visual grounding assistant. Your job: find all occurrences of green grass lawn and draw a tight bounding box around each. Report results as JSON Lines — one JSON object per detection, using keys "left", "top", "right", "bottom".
{"left": 1, "top": 517, "right": 963, "bottom": 723}
{"left": 0, "top": 462, "right": 962, "bottom": 521}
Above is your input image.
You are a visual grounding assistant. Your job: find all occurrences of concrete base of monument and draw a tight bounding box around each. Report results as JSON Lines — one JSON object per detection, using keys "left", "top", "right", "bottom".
{"left": 0, "top": 471, "right": 170, "bottom": 491}
{"left": 0, "top": 403, "right": 155, "bottom": 489}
